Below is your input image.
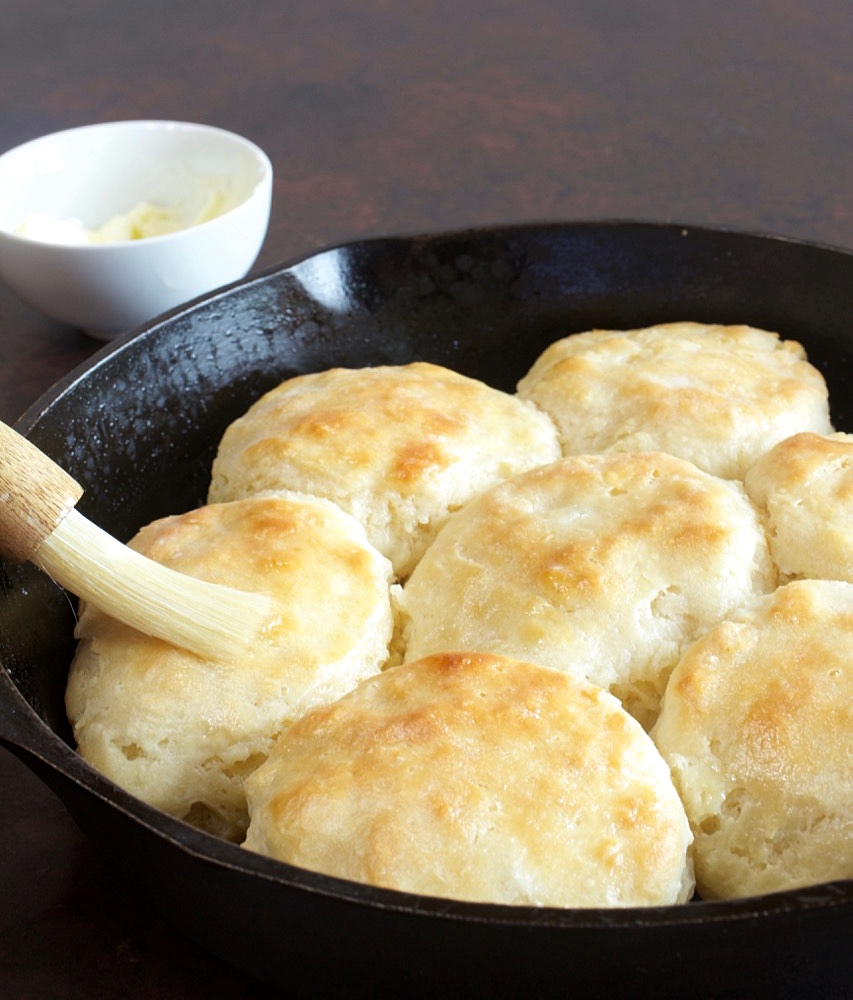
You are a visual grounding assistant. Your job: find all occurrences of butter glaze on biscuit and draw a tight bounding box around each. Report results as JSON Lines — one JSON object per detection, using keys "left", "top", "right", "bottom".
{"left": 243, "top": 651, "right": 694, "bottom": 908}
{"left": 400, "top": 451, "right": 776, "bottom": 728}
{"left": 516, "top": 322, "right": 832, "bottom": 479}
{"left": 65, "top": 491, "right": 396, "bottom": 840}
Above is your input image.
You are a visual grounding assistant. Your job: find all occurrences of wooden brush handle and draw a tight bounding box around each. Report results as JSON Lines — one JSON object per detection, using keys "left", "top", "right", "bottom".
{"left": 0, "top": 420, "right": 84, "bottom": 564}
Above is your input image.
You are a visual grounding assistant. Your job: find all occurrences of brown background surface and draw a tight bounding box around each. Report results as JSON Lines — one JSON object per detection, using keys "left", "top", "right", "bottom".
{"left": 0, "top": 1, "right": 850, "bottom": 996}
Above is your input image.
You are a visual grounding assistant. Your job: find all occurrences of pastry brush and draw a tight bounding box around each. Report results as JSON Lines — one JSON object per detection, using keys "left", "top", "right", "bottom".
{"left": 0, "top": 420, "right": 276, "bottom": 661}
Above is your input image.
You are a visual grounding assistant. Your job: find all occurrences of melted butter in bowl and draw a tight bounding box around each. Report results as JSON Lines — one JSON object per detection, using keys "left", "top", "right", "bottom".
{"left": 16, "top": 189, "right": 234, "bottom": 245}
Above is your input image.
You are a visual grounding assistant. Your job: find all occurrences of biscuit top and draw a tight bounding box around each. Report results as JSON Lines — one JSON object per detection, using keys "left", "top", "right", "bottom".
{"left": 400, "top": 451, "right": 776, "bottom": 727}
{"left": 516, "top": 322, "right": 832, "bottom": 478}
{"left": 244, "top": 651, "right": 694, "bottom": 907}
{"left": 66, "top": 492, "right": 395, "bottom": 839}
{"left": 744, "top": 431, "right": 853, "bottom": 582}
{"left": 651, "top": 579, "right": 853, "bottom": 899}
{"left": 209, "top": 362, "right": 560, "bottom": 578}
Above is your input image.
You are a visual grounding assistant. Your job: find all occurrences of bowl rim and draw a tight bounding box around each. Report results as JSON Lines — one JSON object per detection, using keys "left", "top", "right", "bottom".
{"left": 0, "top": 118, "right": 273, "bottom": 248}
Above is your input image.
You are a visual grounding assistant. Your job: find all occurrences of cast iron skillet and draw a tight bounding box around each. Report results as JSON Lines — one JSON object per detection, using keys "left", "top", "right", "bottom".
{"left": 0, "top": 222, "right": 850, "bottom": 999}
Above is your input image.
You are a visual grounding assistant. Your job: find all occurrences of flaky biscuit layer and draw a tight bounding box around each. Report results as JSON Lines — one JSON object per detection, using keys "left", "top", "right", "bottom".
{"left": 209, "top": 362, "right": 560, "bottom": 579}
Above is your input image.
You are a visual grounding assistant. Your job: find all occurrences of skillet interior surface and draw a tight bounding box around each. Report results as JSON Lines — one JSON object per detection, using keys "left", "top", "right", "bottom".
{"left": 0, "top": 221, "right": 851, "bottom": 998}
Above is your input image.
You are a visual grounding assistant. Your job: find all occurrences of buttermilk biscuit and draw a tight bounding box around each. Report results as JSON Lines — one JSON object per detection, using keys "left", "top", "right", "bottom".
{"left": 516, "top": 322, "right": 832, "bottom": 479}
{"left": 743, "top": 431, "right": 853, "bottom": 582}
{"left": 65, "top": 492, "right": 395, "bottom": 840}
{"left": 208, "top": 362, "right": 561, "bottom": 579}
{"left": 243, "top": 651, "right": 695, "bottom": 907}
{"left": 400, "top": 452, "right": 776, "bottom": 728}
{"left": 651, "top": 580, "right": 853, "bottom": 899}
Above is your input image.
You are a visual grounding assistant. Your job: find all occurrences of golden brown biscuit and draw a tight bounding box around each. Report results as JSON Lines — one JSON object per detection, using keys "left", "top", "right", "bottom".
{"left": 651, "top": 579, "right": 853, "bottom": 899}
{"left": 516, "top": 322, "right": 832, "bottom": 479}
{"left": 243, "top": 651, "right": 695, "bottom": 907}
{"left": 399, "top": 452, "right": 776, "bottom": 728}
{"left": 744, "top": 431, "right": 853, "bottom": 582}
{"left": 208, "top": 362, "right": 561, "bottom": 579}
{"left": 65, "top": 491, "right": 396, "bottom": 840}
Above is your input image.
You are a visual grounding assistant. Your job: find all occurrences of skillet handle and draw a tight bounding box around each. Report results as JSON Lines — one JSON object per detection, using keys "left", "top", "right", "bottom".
{"left": 0, "top": 660, "right": 49, "bottom": 753}
{"left": 0, "top": 662, "right": 83, "bottom": 832}
{"left": 0, "top": 555, "right": 78, "bottom": 756}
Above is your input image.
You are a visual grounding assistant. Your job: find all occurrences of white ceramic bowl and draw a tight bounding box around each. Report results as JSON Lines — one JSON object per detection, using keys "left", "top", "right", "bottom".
{"left": 0, "top": 120, "right": 272, "bottom": 339}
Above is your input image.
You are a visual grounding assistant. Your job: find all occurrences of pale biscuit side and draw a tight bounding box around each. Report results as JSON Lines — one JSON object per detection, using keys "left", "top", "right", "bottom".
{"left": 744, "top": 431, "right": 853, "bottom": 582}
{"left": 651, "top": 579, "right": 853, "bottom": 899}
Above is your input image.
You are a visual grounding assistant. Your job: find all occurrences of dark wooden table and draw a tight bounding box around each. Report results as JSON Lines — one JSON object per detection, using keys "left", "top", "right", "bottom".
{"left": 0, "top": 2, "right": 850, "bottom": 996}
